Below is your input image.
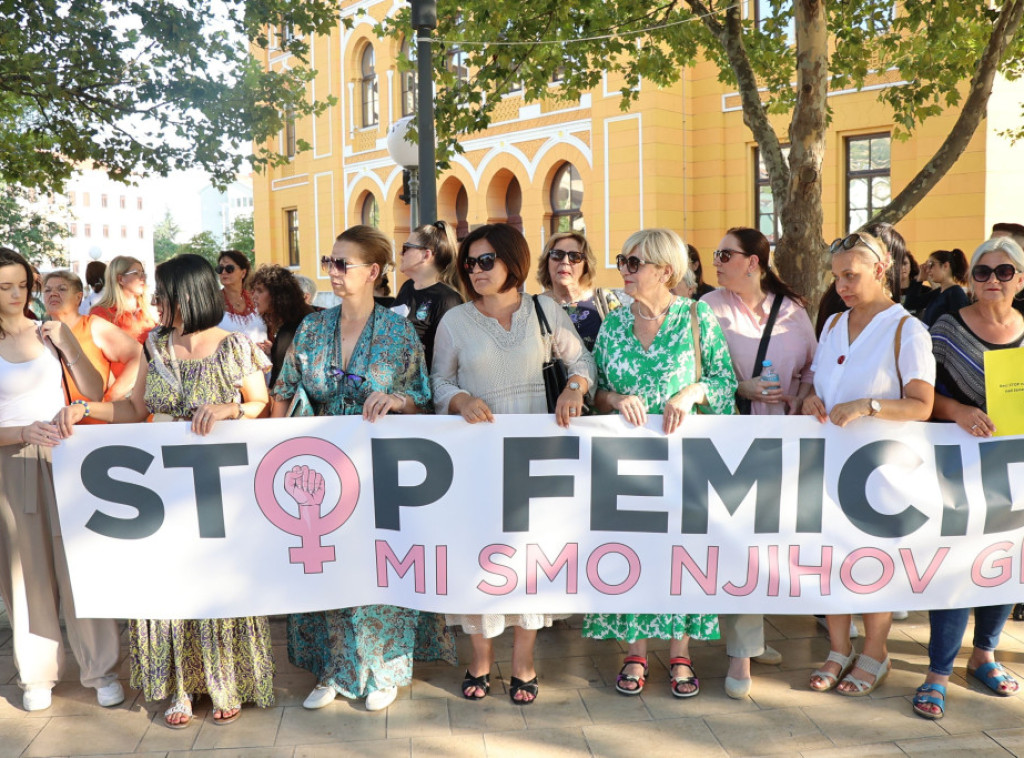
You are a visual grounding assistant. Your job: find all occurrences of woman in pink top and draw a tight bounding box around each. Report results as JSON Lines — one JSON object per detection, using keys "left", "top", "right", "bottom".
{"left": 703, "top": 226, "right": 817, "bottom": 700}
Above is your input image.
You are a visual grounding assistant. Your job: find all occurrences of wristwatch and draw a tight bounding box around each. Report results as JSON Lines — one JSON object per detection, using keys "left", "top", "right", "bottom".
{"left": 567, "top": 381, "right": 582, "bottom": 392}
{"left": 868, "top": 399, "right": 882, "bottom": 416}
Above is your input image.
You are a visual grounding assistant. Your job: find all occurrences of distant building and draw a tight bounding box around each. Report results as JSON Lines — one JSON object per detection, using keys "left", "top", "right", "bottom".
{"left": 199, "top": 177, "right": 254, "bottom": 244}
{"left": 61, "top": 166, "right": 155, "bottom": 278}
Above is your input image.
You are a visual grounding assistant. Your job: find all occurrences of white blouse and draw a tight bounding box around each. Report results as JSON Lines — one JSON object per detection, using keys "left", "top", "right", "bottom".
{"left": 0, "top": 345, "right": 65, "bottom": 427}
{"left": 812, "top": 304, "right": 935, "bottom": 410}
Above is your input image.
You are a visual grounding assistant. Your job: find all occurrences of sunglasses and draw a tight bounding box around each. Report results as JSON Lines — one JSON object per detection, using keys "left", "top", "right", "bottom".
{"left": 401, "top": 242, "right": 430, "bottom": 255}
{"left": 122, "top": 269, "right": 146, "bottom": 279}
{"left": 615, "top": 254, "right": 652, "bottom": 274}
{"left": 320, "top": 256, "right": 373, "bottom": 274}
{"left": 549, "top": 249, "right": 585, "bottom": 264}
{"left": 215, "top": 264, "right": 237, "bottom": 274}
{"left": 463, "top": 252, "right": 497, "bottom": 272}
{"left": 712, "top": 248, "right": 750, "bottom": 264}
{"left": 327, "top": 366, "right": 366, "bottom": 388}
{"left": 830, "top": 233, "right": 882, "bottom": 263}
{"left": 972, "top": 263, "right": 1020, "bottom": 283}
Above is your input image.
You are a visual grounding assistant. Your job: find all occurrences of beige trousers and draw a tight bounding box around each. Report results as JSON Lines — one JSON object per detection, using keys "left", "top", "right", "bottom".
{"left": 720, "top": 614, "right": 766, "bottom": 659}
{"left": 0, "top": 443, "right": 120, "bottom": 691}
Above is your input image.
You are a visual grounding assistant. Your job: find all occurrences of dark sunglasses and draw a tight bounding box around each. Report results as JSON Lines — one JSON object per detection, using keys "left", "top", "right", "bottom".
{"left": 463, "top": 252, "right": 497, "bottom": 272}
{"left": 712, "top": 248, "right": 749, "bottom": 264}
{"left": 401, "top": 242, "right": 430, "bottom": 255}
{"left": 327, "top": 366, "right": 367, "bottom": 388}
{"left": 320, "top": 256, "right": 372, "bottom": 274}
{"left": 548, "top": 249, "right": 585, "bottom": 264}
{"left": 830, "top": 233, "right": 882, "bottom": 262}
{"left": 972, "top": 263, "right": 1020, "bottom": 283}
{"left": 215, "top": 264, "right": 237, "bottom": 274}
{"left": 615, "top": 254, "right": 651, "bottom": 274}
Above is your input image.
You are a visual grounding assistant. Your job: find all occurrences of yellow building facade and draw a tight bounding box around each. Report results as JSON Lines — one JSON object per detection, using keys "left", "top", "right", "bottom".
{"left": 253, "top": 0, "right": 1024, "bottom": 294}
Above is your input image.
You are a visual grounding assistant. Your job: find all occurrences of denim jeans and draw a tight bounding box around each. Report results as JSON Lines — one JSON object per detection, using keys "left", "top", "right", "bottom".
{"left": 927, "top": 605, "right": 1013, "bottom": 676}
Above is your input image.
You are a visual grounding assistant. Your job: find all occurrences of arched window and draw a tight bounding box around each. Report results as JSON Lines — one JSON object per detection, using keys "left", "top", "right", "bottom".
{"left": 360, "top": 44, "right": 378, "bottom": 128}
{"left": 505, "top": 177, "right": 523, "bottom": 234}
{"left": 400, "top": 37, "right": 417, "bottom": 117}
{"left": 550, "top": 162, "right": 584, "bottom": 233}
{"left": 360, "top": 193, "right": 380, "bottom": 228}
{"left": 455, "top": 186, "right": 469, "bottom": 240}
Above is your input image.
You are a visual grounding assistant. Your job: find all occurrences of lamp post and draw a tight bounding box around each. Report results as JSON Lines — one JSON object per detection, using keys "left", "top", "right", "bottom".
{"left": 386, "top": 115, "right": 420, "bottom": 229}
{"left": 411, "top": 0, "right": 437, "bottom": 225}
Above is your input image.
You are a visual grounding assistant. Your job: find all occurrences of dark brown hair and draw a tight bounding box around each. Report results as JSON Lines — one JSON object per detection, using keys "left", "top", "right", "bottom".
{"left": 725, "top": 227, "right": 806, "bottom": 307}
{"left": 249, "top": 264, "right": 313, "bottom": 335}
{"left": 927, "top": 248, "right": 969, "bottom": 285}
{"left": 218, "top": 249, "right": 252, "bottom": 285}
{"left": 456, "top": 223, "right": 530, "bottom": 299}
{"left": 0, "top": 247, "right": 34, "bottom": 333}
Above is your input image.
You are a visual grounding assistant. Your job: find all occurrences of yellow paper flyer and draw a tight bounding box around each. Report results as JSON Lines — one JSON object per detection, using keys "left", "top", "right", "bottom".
{"left": 984, "top": 347, "right": 1024, "bottom": 436}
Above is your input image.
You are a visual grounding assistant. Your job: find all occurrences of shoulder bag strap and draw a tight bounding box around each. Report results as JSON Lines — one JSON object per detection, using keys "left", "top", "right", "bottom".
{"left": 826, "top": 312, "right": 843, "bottom": 334}
{"left": 751, "top": 294, "right": 785, "bottom": 378}
{"left": 532, "top": 294, "right": 553, "bottom": 336}
{"left": 690, "top": 300, "right": 702, "bottom": 383}
{"left": 893, "top": 315, "right": 910, "bottom": 399}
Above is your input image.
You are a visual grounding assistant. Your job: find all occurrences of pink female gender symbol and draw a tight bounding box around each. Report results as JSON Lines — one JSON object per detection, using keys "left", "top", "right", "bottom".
{"left": 254, "top": 437, "right": 360, "bottom": 573}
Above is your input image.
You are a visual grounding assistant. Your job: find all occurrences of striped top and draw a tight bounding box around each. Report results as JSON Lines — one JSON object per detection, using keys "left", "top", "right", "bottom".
{"left": 930, "top": 310, "right": 1024, "bottom": 411}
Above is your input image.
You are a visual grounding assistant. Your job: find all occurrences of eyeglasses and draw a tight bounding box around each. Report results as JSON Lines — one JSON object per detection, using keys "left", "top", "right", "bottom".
{"left": 615, "top": 254, "right": 652, "bottom": 274}
{"left": 463, "top": 252, "right": 497, "bottom": 272}
{"left": 712, "top": 249, "right": 750, "bottom": 264}
{"left": 327, "top": 366, "right": 366, "bottom": 388}
{"left": 401, "top": 242, "right": 430, "bottom": 255}
{"left": 215, "top": 264, "right": 236, "bottom": 274}
{"left": 549, "top": 249, "right": 585, "bottom": 264}
{"left": 122, "top": 269, "right": 146, "bottom": 279}
{"left": 320, "top": 256, "right": 373, "bottom": 274}
{"left": 972, "top": 263, "right": 1020, "bottom": 283}
{"left": 830, "top": 234, "right": 882, "bottom": 263}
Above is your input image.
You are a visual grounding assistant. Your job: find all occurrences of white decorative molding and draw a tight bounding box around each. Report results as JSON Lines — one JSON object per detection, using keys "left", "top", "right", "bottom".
{"left": 720, "top": 75, "right": 909, "bottom": 113}
{"left": 314, "top": 172, "right": 335, "bottom": 281}
{"left": 312, "top": 34, "right": 333, "bottom": 160}
{"left": 603, "top": 113, "right": 643, "bottom": 266}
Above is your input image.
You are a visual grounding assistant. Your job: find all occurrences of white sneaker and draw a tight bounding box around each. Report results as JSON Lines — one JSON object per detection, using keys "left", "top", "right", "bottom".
{"left": 302, "top": 684, "right": 336, "bottom": 710}
{"left": 23, "top": 688, "right": 52, "bottom": 712}
{"left": 892, "top": 610, "right": 909, "bottom": 620}
{"left": 96, "top": 681, "right": 125, "bottom": 707}
{"left": 365, "top": 686, "right": 397, "bottom": 711}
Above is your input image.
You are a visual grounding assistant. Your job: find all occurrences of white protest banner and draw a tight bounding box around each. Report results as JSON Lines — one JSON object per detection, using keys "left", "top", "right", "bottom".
{"left": 52, "top": 414, "right": 1024, "bottom": 620}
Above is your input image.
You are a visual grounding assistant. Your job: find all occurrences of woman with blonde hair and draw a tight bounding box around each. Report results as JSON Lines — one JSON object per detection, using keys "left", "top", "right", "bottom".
{"left": 90, "top": 255, "right": 156, "bottom": 345}
{"left": 804, "top": 231, "right": 935, "bottom": 697}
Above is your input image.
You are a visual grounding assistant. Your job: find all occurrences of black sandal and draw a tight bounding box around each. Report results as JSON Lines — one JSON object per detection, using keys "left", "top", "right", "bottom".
{"left": 509, "top": 676, "right": 539, "bottom": 705}
{"left": 461, "top": 671, "right": 490, "bottom": 700}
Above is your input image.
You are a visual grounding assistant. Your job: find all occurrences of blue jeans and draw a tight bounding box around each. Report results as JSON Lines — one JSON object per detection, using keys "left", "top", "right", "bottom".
{"left": 927, "top": 605, "right": 1013, "bottom": 676}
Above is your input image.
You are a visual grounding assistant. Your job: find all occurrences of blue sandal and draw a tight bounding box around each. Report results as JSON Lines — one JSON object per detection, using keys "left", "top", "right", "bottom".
{"left": 968, "top": 661, "right": 1019, "bottom": 697}
{"left": 912, "top": 683, "right": 946, "bottom": 720}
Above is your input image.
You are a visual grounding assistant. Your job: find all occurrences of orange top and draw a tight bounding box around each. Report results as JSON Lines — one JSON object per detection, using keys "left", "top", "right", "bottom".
{"left": 89, "top": 305, "right": 154, "bottom": 379}
{"left": 64, "top": 315, "right": 111, "bottom": 424}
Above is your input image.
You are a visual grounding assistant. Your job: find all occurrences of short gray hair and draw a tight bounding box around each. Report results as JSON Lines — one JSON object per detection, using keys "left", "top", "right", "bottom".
{"left": 969, "top": 237, "right": 1024, "bottom": 295}
{"left": 294, "top": 274, "right": 317, "bottom": 301}
{"left": 620, "top": 228, "right": 687, "bottom": 289}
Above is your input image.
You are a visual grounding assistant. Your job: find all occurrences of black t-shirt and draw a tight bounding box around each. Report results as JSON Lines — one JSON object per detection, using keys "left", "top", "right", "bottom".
{"left": 394, "top": 280, "right": 464, "bottom": 369}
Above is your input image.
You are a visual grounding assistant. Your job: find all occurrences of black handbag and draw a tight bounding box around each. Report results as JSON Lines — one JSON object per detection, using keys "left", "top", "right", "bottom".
{"left": 533, "top": 295, "right": 569, "bottom": 413}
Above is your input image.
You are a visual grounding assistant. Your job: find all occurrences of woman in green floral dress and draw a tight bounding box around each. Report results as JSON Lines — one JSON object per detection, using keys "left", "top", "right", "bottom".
{"left": 59, "top": 254, "right": 274, "bottom": 728}
{"left": 583, "top": 229, "right": 737, "bottom": 699}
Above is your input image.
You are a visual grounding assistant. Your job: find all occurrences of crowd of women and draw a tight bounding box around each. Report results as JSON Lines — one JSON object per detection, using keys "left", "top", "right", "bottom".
{"left": 1, "top": 216, "right": 1023, "bottom": 727}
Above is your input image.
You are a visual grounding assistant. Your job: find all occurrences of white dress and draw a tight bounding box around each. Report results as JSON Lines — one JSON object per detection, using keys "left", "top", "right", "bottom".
{"left": 218, "top": 310, "right": 267, "bottom": 345}
{"left": 432, "top": 294, "right": 596, "bottom": 637}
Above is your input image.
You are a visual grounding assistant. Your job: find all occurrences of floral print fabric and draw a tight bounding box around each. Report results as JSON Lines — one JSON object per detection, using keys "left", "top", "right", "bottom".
{"left": 583, "top": 297, "right": 735, "bottom": 643}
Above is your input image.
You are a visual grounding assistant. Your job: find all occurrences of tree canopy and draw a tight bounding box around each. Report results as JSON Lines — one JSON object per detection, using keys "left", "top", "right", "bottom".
{"left": 382, "top": 0, "right": 1024, "bottom": 304}
{"left": 0, "top": 184, "right": 69, "bottom": 266}
{"left": 0, "top": 0, "right": 342, "bottom": 193}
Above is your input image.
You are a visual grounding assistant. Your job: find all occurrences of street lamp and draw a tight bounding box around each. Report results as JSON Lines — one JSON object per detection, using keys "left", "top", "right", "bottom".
{"left": 411, "top": 0, "right": 437, "bottom": 225}
{"left": 386, "top": 115, "right": 420, "bottom": 229}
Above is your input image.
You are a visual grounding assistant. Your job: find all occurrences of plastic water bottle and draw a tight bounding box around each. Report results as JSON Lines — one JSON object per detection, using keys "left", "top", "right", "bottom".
{"left": 760, "top": 360, "right": 780, "bottom": 388}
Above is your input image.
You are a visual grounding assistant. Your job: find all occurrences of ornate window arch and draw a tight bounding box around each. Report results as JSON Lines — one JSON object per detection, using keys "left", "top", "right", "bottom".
{"left": 360, "top": 43, "right": 378, "bottom": 127}
{"left": 550, "top": 162, "right": 584, "bottom": 234}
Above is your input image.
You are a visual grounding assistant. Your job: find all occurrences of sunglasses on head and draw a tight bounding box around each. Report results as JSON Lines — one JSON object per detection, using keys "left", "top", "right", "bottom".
{"left": 215, "top": 264, "right": 237, "bottom": 274}
{"left": 972, "top": 263, "right": 1020, "bottom": 283}
{"left": 830, "top": 233, "right": 882, "bottom": 263}
{"left": 712, "top": 248, "right": 749, "bottom": 264}
{"left": 320, "top": 256, "right": 373, "bottom": 274}
{"left": 327, "top": 366, "right": 367, "bottom": 388}
{"left": 549, "top": 249, "right": 585, "bottom": 264}
{"left": 463, "top": 252, "right": 497, "bottom": 272}
{"left": 615, "top": 254, "right": 651, "bottom": 274}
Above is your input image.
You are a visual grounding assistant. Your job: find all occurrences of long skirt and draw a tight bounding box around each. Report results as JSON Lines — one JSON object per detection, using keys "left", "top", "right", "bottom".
{"left": 582, "top": 613, "right": 720, "bottom": 643}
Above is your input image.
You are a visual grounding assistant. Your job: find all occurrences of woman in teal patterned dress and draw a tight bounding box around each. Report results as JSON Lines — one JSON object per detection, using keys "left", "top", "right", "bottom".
{"left": 58, "top": 254, "right": 274, "bottom": 728}
{"left": 271, "top": 225, "right": 456, "bottom": 713}
{"left": 583, "top": 229, "right": 737, "bottom": 699}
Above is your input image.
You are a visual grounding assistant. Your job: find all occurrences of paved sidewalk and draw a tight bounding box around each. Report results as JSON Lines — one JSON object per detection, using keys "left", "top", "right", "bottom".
{"left": 2, "top": 606, "right": 1024, "bottom": 757}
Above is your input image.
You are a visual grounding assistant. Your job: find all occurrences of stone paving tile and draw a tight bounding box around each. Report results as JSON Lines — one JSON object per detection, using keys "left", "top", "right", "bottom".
{"left": 483, "top": 726, "right": 591, "bottom": 758}
{"left": 0, "top": 718, "right": 47, "bottom": 758}
{"left": 84, "top": 752, "right": 169, "bottom": 758}
{"left": 583, "top": 717, "right": 728, "bottom": 758}
{"left": 272, "top": 674, "right": 319, "bottom": 709}
{"left": 895, "top": 732, "right": 1013, "bottom": 756}
{"left": 410, "top": 733, "right": 485, "bottom": 757}
{"left": 519, "top": 688, "right": 591, "bottom": 729}
{"left": 800, "top": 697, "right": 942, "bottom": 748}
{"left": 294, "top": 740, "right": 409, "bottom": 758}
{"left": 384, "top": 697, "right": 450, "bottom": 740}
{"left": 495, "top": 655, "right": 602, "bottom": 691}
{"left": 0, "top": 654, "right": 17, "bottom": 686}
{"left": 23, "top": 710, "right": 152, "bottom": 757}
{"left": 577, "top": 685, "right": 652, "bottom": 725}
{"left": 798, "top": 742, "right": 905, "bottom": 757}
{"left": 640, "top": 674, "right": 762, "bottom": 721}
{"left": 448, "top": 695, "right": 527, "bottom": 734}
{"left": 409, "top": 662, "right": 473, "bottom": 701}
{"left": 190, "top": 706, "right": 286, "bottom": 750}
{"left": 275, "top": 703, "right": 386, "bottom": 746}
{"left": 746, "top": 668, "right": 846, "bottom": 710}
{"left": 925, "top": 683, "right": 1024, "bottom": 734}
{"left": 168, "top": 749, "right": 296, "bottom": 758}
{"left": 704, "top": 707, "right": 826, "bottom": 756}
{"left": 987, "top": 726, "right": 1024, "bottom": 754}
{"left": 135, "top": 705, "right": 202, "bottom": 753}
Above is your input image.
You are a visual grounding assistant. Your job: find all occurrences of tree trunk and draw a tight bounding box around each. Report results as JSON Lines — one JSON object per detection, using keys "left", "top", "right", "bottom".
{"left": 776, "top": 0, "right": 829, "bottom": 316}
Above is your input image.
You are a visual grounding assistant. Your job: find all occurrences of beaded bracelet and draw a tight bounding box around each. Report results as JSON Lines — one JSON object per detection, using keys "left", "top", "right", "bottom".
{"left": 71, "top": 399, "right": 91, "bottom": 417}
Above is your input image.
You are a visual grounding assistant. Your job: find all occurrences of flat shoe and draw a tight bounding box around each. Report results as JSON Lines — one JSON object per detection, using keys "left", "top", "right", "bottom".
{"left": 366, "top": 686, "right": 398, "bottom": 711}
{"left": 912, "top": 682, "right": 946, "bottom": 720}
{"left": 212, "top": 707, "right": 240, "bottom": 725}
{"left": 23, "top": 688, "right": 52, "bottom": 712}
{"left": 509, "top": 676, "right": 539, "bottom": 705}
{"left": 836, "top": 653, "right": 891, "bottom": 697}
{"left": 303, "top": 684, "right": 336, "bottom": 710}
{"left": 163, "top": 697, "right": 192, "bottom": 729}
{"left": 724, "top": 676, "right": 751, "bottom": 699}
{"left": 752, "top": 646, "right": 782, "bottom": 665}
{"left": 96, "top": 681, "right": 125, "bottom": 707}
{"left": 968, "top": 661, "right": 1019, "bottom": 696}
